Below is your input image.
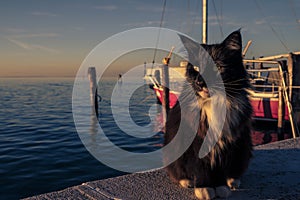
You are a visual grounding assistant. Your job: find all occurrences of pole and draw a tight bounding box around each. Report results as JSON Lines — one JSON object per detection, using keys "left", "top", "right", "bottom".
{"left": 242, "top": 40, "right": 252, "bottom": 57}
{"left": 288, "top": 53, "right": 300, "bottom": 134}
{"left": 278, "top": 62, "right": 298, "bottom": 138}
{"left": 162, "top": 47, "right": 175, "bottom": 126}
{"left": 277, "top": 85, "right": 284, "bottom": 140}
{"left": 88, "top": 67, "right": 99, "bottom": 117}
{"left": 202, "top": 0, "right": 208, "bottom": 44}
{"left": 162, "top": 64, "right": 170, "bottom": 125}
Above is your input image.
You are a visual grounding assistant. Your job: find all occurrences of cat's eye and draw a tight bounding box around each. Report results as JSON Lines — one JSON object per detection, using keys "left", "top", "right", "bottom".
{"left": 213, "top": 65, "right": 219, "bottom": 71}
{"left": 214, "top": 64, "right": 222, "bottom": 72}
{"left": 196, "top": 81, "right": 201, "bottom": 85}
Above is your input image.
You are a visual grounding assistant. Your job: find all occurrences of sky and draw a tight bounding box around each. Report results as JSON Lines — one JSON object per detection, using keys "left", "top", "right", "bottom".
{"left": 0, "top": 0, "right": 300, "bottom": 77}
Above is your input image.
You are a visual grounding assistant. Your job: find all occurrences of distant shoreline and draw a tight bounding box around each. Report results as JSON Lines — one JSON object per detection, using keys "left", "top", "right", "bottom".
{"left": 0, "top": 76, "right": 75, "bottom": 78}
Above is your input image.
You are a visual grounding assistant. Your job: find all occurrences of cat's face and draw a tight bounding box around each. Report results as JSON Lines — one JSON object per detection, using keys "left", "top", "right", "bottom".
{"left": 180, "top": 30, "right": 249, "bottom": 98}
{"left": 185, "top": 63, "right": 210, "bottom": 98}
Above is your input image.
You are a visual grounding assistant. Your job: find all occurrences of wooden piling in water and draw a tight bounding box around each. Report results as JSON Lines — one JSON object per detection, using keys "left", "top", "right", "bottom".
{"left": 161, "top": 63, "right": 170, "bottom": 124}
{"left": 88, "top": 67, "right": 99, "bottom": 117}
{"left": 161, "top": 47, "right": 174, "bottom": 126}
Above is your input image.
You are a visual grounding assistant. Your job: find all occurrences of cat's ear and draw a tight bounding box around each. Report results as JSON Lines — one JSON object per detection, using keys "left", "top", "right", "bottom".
{"left": 178, "top": 34, "right": 201, "bottom": 66}
{"left": 222, "top": 30, "right": 242, "bottom": 52}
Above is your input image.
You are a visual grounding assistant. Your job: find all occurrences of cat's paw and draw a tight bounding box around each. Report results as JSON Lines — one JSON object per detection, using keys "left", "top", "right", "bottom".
{"left": 215, "top": 185, "right": 231, "bottom": 198}
{"left": 227, "top": 178, "right": 241, "bottom": 190}
{"left": 179, "top": 179, "right": 193, "bottom": 188}
{"left": 194, "top": 187, "right": 215, "bottom": 200}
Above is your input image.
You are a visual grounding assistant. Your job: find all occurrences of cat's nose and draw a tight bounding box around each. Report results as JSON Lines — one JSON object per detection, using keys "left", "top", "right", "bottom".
{"left": 197, "top": 87, "right": 210, "bottom": 98}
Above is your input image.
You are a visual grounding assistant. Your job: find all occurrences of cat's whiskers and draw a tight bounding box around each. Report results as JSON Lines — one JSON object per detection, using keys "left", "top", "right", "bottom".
{"left": 209, "top": 85, "right": 248, "bottom": 106}
{"left": 225, "top": 87, "right": 245, "bottom": 92}
{"left": 216, "top": 78, "right": 248, "bottom": 85}
{"left": 210, "top": 85, "right": 245, "bottom": 95}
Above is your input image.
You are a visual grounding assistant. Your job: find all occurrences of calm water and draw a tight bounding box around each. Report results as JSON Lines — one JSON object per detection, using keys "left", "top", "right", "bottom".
{"left": 0, "top": 78, "right": 162, "bottom": 199}
{"left": 0, "top": 78, "right": 291, "bottom": 199}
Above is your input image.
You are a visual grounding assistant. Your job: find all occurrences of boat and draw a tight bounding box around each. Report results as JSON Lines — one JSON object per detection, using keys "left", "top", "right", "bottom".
{"left": 146, "top": 56, "right": 297, "bottom": 121}
{"left": 246, "top": 60, "right": 290, "bottom": 121}
{"left": 145, "top": 0, "right": 300, "bottom": 137}
{"left": 146, "top": 62, "right": 183, "bottom": 109}
{"left": 152, "top": 85, "right": 179, "bottom": 109}
{"left": 145, "top": 50, "right": 300, "bottom": 139}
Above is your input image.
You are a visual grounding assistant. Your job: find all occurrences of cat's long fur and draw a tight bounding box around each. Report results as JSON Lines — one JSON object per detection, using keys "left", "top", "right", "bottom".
{"left": 164, "top": 30, "right": 253, "bottom": 198}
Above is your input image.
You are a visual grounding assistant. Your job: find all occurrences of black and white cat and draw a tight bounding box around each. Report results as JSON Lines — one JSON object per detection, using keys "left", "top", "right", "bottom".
{"left": 164, "top": 30, "right": 253, "bottom": 199}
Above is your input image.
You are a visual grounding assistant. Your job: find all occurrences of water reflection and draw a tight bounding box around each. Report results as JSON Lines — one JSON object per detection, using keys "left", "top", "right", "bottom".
{"left": 89, "top": 115, "right": 98, "bottom": 152}
{"left": 252, "top": 120, "right": 292, "bottom": 145}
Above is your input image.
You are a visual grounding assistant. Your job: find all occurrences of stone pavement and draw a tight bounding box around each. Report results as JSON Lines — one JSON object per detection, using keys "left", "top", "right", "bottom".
{"left": 24, "top": 138, "right": 300, "bottom": 200}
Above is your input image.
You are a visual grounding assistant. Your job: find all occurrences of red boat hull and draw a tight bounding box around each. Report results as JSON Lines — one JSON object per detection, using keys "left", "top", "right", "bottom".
{"left": 153, "top": 86, "right": 178, "bottom": 108}
{"left": 153, "top": 87, "right": 289, "bottom": 120}
{"left": 251, "top": 97, "right": 289, "bottom": 120}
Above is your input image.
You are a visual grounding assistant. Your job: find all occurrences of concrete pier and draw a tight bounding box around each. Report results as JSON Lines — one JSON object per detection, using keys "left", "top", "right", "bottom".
{"left": 24, "top": 138, "right": 300, "bottom": 200}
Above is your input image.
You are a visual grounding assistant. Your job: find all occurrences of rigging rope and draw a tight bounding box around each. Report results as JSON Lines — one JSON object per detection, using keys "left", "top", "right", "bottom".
{"left": 190, "top": 0, "right": 200, "bottom": 36}
{"left": 254, "top": 0, "right": 290, "bottom": 52}
{"left": 187, "top": 0, "right": 191, "bottom": 34}
{"left": 288, "top": 0, "right": 300, "bottom": 32}
{"left": 220, "top": 0, "right": 223, "bottom": 29}
{"left": 151, "top": 0, "right": 167, "bottom": 71}
{"left": 212, "top": 0, "right": 224, "bottom": 38}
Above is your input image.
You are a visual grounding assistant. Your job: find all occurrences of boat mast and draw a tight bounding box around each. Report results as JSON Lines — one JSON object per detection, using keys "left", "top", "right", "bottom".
{"left": 202, "top": 0, "right": 208, "bottom": 44}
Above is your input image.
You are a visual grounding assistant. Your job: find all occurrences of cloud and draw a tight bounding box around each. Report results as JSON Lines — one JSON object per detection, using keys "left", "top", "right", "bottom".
{"left": 123, "top": 20, "right": 165, "bottom": 28}
{"left": 7, "top": 38, "right": 31, "bottom": 50}
{"left": 255, "top": 19, "right": 266, "bottom": 25}
{"left": 7, "top": 38, "right": 60, "bottom": 53}
{"left": 4, "top": 29, "right": 60, "bottom": 53}
{"left": 135, "top": 5, "right": 175, "bottom": 13}
{"left": 3, "top": 28, "right": 27, "bottom": 34}
{"left": 11, "top": 33, "right": 60, "bottom": 39}
{"left": 31, "top": 11, "right": 58, "bottom": 17}
{"left": 94, "top": 5, "right": 117, "bottom": 11}
{"left": 136, "top": 6, "right": 163, "bottom": 13}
